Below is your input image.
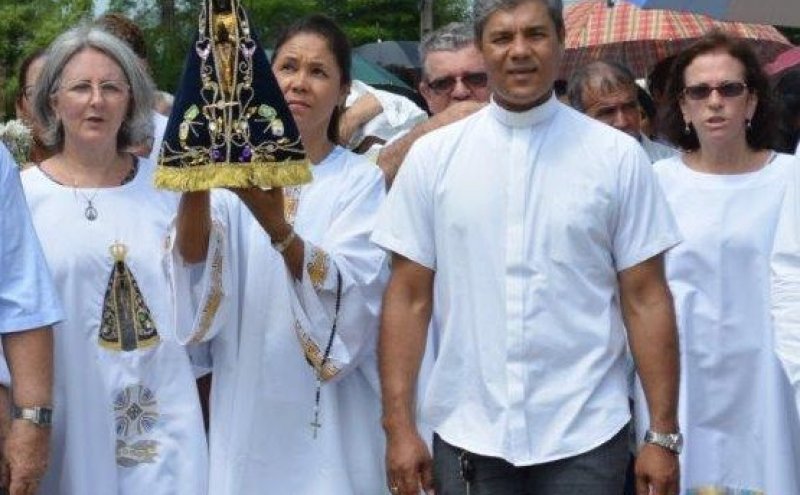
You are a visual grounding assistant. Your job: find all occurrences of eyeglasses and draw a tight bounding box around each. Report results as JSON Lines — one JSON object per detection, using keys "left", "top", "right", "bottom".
{"left": 60, "top": 79, "right": 130, "bottom": 103}
{"left": 682, "top": 81, "right": 748, "bottom": 101}
{"left": 426, "top": 72, "right": 488, "bottom": 95}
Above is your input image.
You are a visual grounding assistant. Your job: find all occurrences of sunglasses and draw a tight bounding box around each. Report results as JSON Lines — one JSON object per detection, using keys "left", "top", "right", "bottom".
{"left": 682, "top": 81, "right": 748, "bottom": 100}
{"left": 427, "top": 72, "right": 488, "bottom": 95}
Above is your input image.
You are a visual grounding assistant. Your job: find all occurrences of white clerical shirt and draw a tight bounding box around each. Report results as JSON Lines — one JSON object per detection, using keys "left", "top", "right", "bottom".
{"left": 372, "top": 96, "right": 681, "bottom": 466}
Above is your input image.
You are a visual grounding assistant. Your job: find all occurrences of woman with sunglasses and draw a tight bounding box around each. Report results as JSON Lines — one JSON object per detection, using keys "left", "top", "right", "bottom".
{"left": 632, "top": 31, "right": 800, "bottom": 494}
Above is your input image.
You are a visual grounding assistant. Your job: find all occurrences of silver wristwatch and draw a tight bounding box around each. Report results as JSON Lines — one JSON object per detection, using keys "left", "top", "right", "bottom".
{"left": 644, "top": 429, "right": 683, "bottom": 454}
{"left": 11, "top": 405, "right": 53, "bottom": 427}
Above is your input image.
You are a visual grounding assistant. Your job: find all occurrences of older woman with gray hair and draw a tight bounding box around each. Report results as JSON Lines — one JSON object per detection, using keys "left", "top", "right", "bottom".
{"left": 20, "top": 25, "right": 207, "bottom": 495}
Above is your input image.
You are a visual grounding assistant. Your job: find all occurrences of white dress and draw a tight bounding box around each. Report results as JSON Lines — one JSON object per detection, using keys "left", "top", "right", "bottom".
{"left": 22, "top": 159, "right": 208, "bottom": 495}
{"left": 771, "top": 153, "right": 800, "bottom": 430}
{"left": 635, "top": 153, "right": 800, "bottom": 494}
{"left": 171, "top": 146, "right": 389, "bottom": 494}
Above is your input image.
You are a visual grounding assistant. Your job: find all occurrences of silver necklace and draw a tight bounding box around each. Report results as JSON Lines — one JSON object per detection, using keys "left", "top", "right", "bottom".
{"left": 73, "top": 185, "right": 100, "bottom": 221}
{"left": 59, "top": 165, "right": 102, "bottom": 222}
{"left": 54, "top": 156, "right": 134, "bottom": 222}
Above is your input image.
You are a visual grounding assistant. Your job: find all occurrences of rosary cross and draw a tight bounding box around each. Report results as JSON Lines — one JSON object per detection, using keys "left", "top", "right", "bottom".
{"left": 310, "top": 412, "right": 322, "bottom": 439}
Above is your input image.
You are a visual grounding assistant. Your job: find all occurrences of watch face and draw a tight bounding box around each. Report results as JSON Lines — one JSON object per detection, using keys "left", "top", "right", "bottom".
{"left": 13, "top": 406, "right": 53, "bottom": 426}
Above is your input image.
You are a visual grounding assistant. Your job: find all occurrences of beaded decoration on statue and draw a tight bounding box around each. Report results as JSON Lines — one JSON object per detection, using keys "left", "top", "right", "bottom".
{"left": 154, "top": 0, "right": 310, "bottom": 191}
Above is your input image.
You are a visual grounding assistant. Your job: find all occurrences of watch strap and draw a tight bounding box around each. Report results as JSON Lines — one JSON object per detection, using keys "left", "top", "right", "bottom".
{"left": 644, "top": 429, "right": 682, "bottom": 454}
{"left": 11, "top": 405, "right": 53, "bottom": 426}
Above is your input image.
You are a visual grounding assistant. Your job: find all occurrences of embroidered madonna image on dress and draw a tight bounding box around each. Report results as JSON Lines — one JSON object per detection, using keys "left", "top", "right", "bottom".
{"left": 154, "top": 0, "right": 311, "bottom": 190}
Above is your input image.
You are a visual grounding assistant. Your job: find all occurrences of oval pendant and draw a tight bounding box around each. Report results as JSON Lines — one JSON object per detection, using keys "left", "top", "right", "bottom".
{"left": 85, "top": 204, "right": 98, "bottom": 221}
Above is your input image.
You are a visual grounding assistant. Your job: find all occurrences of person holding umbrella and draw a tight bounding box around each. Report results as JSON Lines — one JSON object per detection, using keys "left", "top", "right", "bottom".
{"left": 640, "top": 31, "right": 800, "bottom": 494}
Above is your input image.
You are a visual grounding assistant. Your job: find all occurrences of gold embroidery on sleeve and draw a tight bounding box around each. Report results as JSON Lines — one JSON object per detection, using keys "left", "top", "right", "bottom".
{"left": 284, "top": 186, "right": 301, "bottom": 225}
{"left": 191, "top": 244, "right": 225, "bottom": 343}
{"left": 295, "top": 321, "right": 340, "bottom": 381}
{"left": 306, "top": 247, "right": 331, "bottom": 291}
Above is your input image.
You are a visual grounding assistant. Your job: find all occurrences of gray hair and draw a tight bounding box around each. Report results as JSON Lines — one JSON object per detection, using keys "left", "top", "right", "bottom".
{"left": 567, "top": 60, "right": 638, "bottom": 112}
{"left": 33, "top": 24, "right": 154, "bottom": 151}
{"left": 473, "top": 0, "right": 564, "bottom": 42}
{"left": 420, "top": 22, "right": 476, "bottom": 67}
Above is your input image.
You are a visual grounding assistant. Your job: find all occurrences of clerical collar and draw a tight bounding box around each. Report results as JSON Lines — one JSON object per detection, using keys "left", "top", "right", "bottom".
{"left": 488, "top": 93, "right": 560, "bottom": 129}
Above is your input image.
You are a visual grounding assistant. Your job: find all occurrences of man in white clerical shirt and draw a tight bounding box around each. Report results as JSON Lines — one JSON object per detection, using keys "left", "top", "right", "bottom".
{"left": 372, "top": 1, "right": 683, "bottom": 494}
{"left": 567, "top": 60, "right": 676, "bottom": 163}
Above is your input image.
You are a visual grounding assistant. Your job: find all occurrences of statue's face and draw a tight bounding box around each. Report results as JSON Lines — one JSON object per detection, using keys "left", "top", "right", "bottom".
{"left": 212, "top": 0, "right": 232, "bottom": 14}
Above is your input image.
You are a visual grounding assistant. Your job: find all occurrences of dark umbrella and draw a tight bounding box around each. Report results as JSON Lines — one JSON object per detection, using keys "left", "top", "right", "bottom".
{"left": 265, "top": 49, "right": 411, "bottom": 90}
{"left": 352, "top": 54, "right": 411, "bottom": 89}
{"left": 355, "top": 41, "right": 421, "bottom": 69}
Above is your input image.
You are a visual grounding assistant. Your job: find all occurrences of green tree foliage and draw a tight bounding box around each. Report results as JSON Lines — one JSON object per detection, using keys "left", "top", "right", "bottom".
{"left": 0, "top": 0, "right": 92, "bottom": 118}
{"left": 0, "top": 0, "right": 468, "bottom": 114}
{"left": 110, "top": 0, "right": 468, "bottom": 94}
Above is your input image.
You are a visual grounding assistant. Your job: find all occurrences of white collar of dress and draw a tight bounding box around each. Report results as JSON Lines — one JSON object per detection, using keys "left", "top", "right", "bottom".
{"left": 488, "top": 94, "right": 559, "bottom": 129}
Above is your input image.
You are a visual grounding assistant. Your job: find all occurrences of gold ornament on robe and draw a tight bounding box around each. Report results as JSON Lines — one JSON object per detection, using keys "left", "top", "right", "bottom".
{"left": 154, "top": 0, "right": 310, "bottom": 191}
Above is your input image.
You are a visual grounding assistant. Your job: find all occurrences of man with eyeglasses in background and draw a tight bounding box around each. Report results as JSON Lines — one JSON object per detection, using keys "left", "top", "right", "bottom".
{"left": 568, "top": 60, "right": 676, "bottom": 163}
{"left": 376, "top": 22, "right": 490, "bottom": 186}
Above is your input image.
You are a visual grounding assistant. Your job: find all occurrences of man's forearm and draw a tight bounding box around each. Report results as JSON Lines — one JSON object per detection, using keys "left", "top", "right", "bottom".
{"left": 627, "top": 294, "right": 680, "bottom": 431}
{"left": 376, "top": 121, "right": 433, "bottom": 188}
{"left": 620, "top": 257, "right": 680, "bottom": 433}
{"left": 377, "top": 101, "right": 486, "bottom": 188}
{"left": 379, "top": 271, "right": 433, "bottom": 434}
{"left": 2, "top": 328, "right": 53, "bottom": 408}
{"left": 339, "top": 92, "right": 383, "bottom": 146}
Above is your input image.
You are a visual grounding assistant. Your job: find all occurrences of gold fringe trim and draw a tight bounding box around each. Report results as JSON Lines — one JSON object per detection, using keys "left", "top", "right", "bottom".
{"left": 153, "top": 160, "right": 312, "bottom": 191}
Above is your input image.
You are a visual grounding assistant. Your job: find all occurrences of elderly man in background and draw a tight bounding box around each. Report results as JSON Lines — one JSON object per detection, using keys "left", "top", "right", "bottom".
{"left": 568, "top": 60, "right": 676, "bottom": 162}
{"left": 367, "top": 21, "right": 491, "bottom": 185}
{"left": 373, "top": 0, "right": 682, "bottom": 494}
{"left": 0, "top": 144, "right": 59, "bottom": 495}
{"left": 416, "top": 21, "right": 490, "bottom": 115}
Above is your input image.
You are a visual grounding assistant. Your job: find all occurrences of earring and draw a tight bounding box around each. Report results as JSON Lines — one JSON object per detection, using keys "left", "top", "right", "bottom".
{"left": 746, "top": 119, "right": 752, "bottom": 131}
{"left": 684, "top": 121, "right": 691, "bottom": 135}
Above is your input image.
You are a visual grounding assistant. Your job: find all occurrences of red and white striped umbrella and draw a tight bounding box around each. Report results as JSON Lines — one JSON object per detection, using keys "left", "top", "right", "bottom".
{"left": 561, "top": 0, "right": 792, "bottom": 79}
{"left": 765, "top": 46, "right": 800, "bottom": 76}
{"left": 629, "top": 0, "right": 800, "bottom": 28}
